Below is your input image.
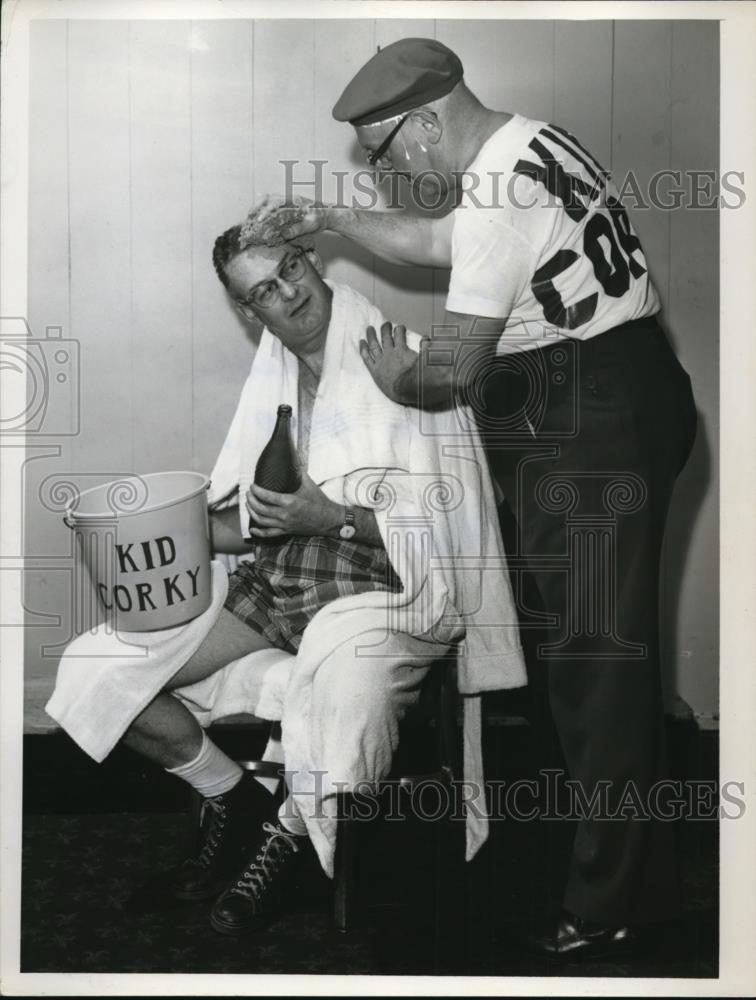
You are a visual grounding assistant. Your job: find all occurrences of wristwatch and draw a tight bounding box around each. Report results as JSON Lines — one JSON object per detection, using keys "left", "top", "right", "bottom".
{"left": 339, "top": 506, "right": 356, "bottom": 540}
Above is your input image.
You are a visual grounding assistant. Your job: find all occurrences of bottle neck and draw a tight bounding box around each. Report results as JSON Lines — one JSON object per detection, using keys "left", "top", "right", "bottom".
{"left": 273, "top": 412, "right": 291, "bottom": 432}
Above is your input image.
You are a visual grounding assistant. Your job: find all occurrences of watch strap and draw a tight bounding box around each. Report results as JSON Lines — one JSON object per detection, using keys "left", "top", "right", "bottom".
{"left": 339, "top": 506, "right": 356, "bottom": 539}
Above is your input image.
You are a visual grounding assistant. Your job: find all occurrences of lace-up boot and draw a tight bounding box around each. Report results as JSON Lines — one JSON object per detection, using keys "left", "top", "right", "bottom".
{"left": 210, "top": 820, "right": 306, "bottom": 935}
{"left": 170, "top": 773, "right": 276, "bottom": 902}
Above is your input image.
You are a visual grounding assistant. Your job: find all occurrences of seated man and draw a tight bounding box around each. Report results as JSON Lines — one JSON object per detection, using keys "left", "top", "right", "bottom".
{"left": 126, "top": 225, "right": 408, "bottom": 932}
{"left": 46, "top": 201, "right": 525, "bottom": 937}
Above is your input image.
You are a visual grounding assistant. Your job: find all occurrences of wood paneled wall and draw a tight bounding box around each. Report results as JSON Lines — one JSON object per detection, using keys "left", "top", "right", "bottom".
{"left": 25, "top": 18, "right": 719, "bottom": 721}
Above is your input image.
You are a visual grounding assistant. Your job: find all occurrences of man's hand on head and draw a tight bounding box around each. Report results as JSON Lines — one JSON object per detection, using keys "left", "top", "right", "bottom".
{"left": 275, "top": 199, "right": 332, "bottom": 243}
{"left": 240, "top": 195, "right": 326, "bottom": 247}
{"left": 246, "top": 470, "right": 341, "bottom": 538}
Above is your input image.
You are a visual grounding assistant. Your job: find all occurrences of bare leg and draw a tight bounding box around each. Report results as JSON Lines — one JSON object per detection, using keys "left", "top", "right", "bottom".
{"left": 122, "top": 609, "right": 273, "bottom": 768}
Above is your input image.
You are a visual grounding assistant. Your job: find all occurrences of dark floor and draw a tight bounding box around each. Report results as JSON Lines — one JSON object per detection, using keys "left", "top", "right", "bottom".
{"left": 21, "top": 711, "right": 718, "bottom": 977}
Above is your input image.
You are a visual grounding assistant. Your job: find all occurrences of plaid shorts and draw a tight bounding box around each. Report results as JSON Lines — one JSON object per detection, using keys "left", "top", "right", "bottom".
{"left": 224, "top": 536, "right": 403, "bottom": 654}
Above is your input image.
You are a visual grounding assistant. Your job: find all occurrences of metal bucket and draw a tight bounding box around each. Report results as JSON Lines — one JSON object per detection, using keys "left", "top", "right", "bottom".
{"left": 65, "top": 471, "right": 211, "bottom": 631}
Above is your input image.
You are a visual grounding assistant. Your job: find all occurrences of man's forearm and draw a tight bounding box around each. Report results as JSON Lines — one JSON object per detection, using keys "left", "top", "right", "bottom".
{"left": 394, "top": 354, "right": 457, "bottom": 410}
{"left": 368, "top": 312, "right": 506, "bottom": 412}
{"left": 327, "top": 208, "right": 446, "bottom": 268}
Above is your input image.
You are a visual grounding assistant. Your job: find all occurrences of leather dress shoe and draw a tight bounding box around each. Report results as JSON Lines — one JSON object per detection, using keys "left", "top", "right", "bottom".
{"left": 533, "top": 911, "right": 637, "bottom": 961}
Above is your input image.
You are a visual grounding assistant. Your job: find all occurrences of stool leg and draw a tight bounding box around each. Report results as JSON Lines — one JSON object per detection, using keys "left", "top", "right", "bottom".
{"left": 334, "top": 805, "right": 357, "bottom": 933}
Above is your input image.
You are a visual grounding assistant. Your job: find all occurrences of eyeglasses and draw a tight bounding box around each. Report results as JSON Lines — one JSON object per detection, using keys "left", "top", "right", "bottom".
{"left": 239, "top": 247, "right": 308, "bottom": 310}
{"left": 366, "top": 114, "right": 411, "bottom": 168}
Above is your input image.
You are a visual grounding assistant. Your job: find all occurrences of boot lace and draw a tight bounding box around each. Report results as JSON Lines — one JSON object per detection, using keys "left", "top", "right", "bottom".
{"left": 231, "top": 822, "right": 300, "bottom": 900}
{"left": 195, "top": 795, "right": 229, "bottom": 869}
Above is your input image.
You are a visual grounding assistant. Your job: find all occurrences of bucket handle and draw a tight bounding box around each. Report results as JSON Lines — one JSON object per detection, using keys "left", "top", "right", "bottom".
{"left": 62, "top": 476, "right": 211, "bottom": 527}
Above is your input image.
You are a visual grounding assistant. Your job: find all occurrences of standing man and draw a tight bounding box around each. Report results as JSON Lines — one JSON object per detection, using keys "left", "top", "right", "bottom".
{"left": 278, "top": 38, "right": 698, "bottom": 959}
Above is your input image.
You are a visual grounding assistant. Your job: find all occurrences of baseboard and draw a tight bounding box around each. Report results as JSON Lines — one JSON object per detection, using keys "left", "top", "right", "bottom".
{"left": 22, "top": 720, "right": 274, "bottom": 817}
{"left": 22, "top": 707, "right": 716, "bottom": 817}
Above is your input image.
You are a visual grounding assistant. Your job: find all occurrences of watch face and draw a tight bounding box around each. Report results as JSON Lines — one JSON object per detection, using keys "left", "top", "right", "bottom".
{"left": 339, "top": 524, "right": 356, "bottom": 540}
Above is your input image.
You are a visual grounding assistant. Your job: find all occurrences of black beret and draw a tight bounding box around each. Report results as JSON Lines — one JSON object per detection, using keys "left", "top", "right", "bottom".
{"left": 332, "top": 38, "right": 464, "bottom": 127}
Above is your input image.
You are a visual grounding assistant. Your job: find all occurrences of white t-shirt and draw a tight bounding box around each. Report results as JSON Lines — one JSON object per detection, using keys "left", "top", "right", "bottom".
{"left": 446, "top": 114, "right": 661, "bottom": 352}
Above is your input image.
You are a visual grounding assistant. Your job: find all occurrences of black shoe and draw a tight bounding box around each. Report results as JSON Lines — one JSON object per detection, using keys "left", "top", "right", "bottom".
{"left": 210, "top": 821, "right": 306, "bottom": 936}
{"left": 533, "top": 911, "right": 637, "bottom": 962}
{"left": 169, "top": 773, "right": 278, "bottom": 902}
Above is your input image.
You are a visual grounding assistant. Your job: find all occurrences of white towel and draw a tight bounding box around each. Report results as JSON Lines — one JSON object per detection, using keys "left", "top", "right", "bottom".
{"left": 210, "top": 280, "right": 527, "bottom": 864}
{"left": 46, "top": 561, "right": 230, "bottom": 762}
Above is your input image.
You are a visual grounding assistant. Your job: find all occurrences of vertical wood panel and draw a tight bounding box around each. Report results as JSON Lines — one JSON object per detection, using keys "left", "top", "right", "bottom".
{"left": 129, "top": 20, "right": 193, "bottom": 473}
{"left": 433, "top": 20, "right": 555, "bottom": 324}
{"left": 668, "top": 21, "right": 719, "bottom": 371}
{"left": 26, "top": 18, "right": 71, "bottom": 561}
{"left": 25, "top": 20, "right": 133, "bottom": 695}
{"left": 25, "top": 21, "right": 74, "bottom": 686}
{"left": 253, "top": 20, "right": 316, "bottom": 197}
{"left": 372, "top": 19, "right": 439, "bottom": 338}
{"left": 436, "top": 19, "right": 555, "bottom": 122}
{"left": 28, "top": 20, "right": 70, "bottom": 338}
{"left": 554, "top": 21, "right": 613, "bottom": 169}
{"left": 612, "top": 21, "right": 673, "bottom": 308}
{"left": 189, "top": 19, "right": 256, "bottom": 475}
{"left": 664, "top": 21, "right": 719, "bottom": 713}
{"left": 67, "top": 20, "right": 132, "bottom": 472}
{"left": 612, "top": 20, "right": 675, "bottom": 704}
{"left": 374, "top": 18, "right": 434, "bottom": 47}
{"left": 313, "top": 19, "right": 375, "bottom": 302}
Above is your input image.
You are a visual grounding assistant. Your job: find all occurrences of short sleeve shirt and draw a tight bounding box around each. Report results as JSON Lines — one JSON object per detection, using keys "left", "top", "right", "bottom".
{"left": 446, "top": 114, "right": 661, "bottom": 352}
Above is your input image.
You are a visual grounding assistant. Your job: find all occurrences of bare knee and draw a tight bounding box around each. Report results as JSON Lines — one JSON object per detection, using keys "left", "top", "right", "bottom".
{"left": 167, "top": 609, "right": 272, "bottom": 689}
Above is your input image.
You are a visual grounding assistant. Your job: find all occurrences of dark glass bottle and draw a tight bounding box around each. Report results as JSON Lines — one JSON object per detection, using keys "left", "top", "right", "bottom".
{"left": 247, "top": 404, "right": 301, "bottom": 539}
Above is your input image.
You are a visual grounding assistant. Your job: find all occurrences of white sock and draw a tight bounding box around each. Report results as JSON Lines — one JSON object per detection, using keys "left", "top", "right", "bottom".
{"left": 166, "top": 731, "right": 242, "bottom": 799}
{"left": 255, "top": 736, "right": 283, "bottom": 797}
{"left": 277, "top": 795, "right": 308, "bottom": 837}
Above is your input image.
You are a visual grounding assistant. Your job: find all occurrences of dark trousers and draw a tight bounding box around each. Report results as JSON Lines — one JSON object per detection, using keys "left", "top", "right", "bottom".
{"left": 480, "top": 316, "right": 698, "bottom": 925}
